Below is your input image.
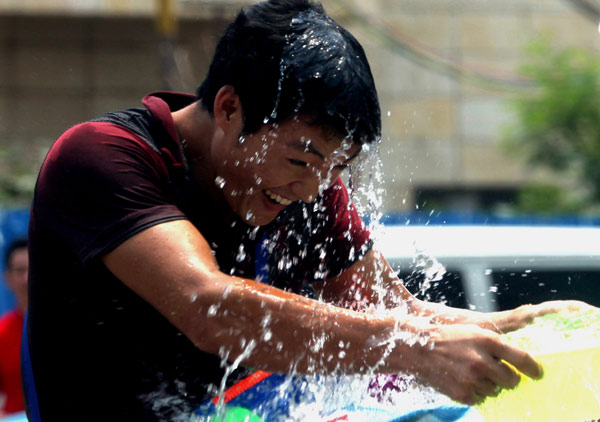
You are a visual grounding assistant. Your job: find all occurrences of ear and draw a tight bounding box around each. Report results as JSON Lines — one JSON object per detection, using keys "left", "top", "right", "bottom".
{"left": 213, "top": 85, "right": 243, "bottom": 133}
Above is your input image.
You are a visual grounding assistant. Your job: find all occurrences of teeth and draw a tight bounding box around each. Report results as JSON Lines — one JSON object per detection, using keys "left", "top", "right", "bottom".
{"left": 265, "top": 190, "right": 292, "bottom": 206}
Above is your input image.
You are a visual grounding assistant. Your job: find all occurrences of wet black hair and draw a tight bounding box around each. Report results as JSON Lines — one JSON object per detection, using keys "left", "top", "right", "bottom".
{"left": 196, "top": 0, "right": 381, "bottom": 145}
{"left": 4, "top": 237, "right": 27, "bottom": 269}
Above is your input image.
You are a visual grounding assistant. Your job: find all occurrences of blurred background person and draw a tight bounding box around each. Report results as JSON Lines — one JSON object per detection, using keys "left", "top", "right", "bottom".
{"left": 0, "top": 238, "right": 28, "bottom": 417}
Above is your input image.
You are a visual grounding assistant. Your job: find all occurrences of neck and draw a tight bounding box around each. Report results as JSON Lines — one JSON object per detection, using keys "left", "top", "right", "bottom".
{"left": 173, "top": 103, "right": 214, "bottom": 183}
{"left": 172, "top": 102, "right": 232, "bottom": 215}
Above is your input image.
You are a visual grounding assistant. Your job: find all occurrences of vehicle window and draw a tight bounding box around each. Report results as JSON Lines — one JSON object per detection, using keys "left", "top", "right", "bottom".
{"left": 398, "top": 269, "right": 469, "bottom": 309}
{"left": 491, "top": 269, "right": 600, "bottom": 311}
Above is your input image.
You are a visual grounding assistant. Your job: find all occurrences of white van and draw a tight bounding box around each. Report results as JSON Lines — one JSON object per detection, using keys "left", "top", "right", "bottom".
{"left": 375, "top": 225, "right": 600, "bottom": 312}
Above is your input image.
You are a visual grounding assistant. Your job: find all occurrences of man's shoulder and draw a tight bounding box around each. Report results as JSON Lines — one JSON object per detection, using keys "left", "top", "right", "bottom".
{"left": 62, "top": 116, "right": 150, "bottom": 144}
{"left": 47, "top": 117, "right": 163, "bottom": 170}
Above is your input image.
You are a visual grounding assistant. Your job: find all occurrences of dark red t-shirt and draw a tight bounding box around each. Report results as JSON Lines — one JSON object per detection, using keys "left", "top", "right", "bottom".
{"left": 0, "top": 309, "right": 24, "bottom": 415}
{"left": 26, "top": 92, "right": 371, "bottom": 420}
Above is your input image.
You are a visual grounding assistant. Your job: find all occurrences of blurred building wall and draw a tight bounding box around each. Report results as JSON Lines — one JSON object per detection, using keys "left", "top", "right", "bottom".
{"left": 0, "top": 0, "right": 599, "bottom": 213}
{"left": 336, "top": 0, "right": 600, "bottom": 213}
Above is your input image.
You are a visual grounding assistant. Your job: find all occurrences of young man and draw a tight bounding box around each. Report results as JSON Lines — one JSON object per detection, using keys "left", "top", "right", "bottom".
{"left": 24, "top": 0, "right": 590, "bottom": 420}
{"left": 0, "top": 238, "right": 28, "bottom": 416}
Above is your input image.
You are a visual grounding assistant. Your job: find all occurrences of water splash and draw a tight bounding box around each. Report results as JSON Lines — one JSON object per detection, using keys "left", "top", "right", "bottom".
{"left": 414, "top": 251, "right": 446, "bottom": 302}
{"left": 181, "top": 12, "right": 449, "bottom": 422}
{"left": 212, "top": 339, "right": 258, "bottom": 422}
{"left": 195, "top": 146, "right": 450, "bottom": 422}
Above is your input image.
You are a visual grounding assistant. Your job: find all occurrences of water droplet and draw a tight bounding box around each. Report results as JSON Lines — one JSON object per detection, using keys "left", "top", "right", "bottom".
{"left": 236, "top": 244, "right": 246, "bottom": 262}
{"left": 207, "top": 304, "right": 219, "bottom": 316}
{"left": 249, "top": 226, "right": 260, "bottom": 240}
{"left": 215, "top": 176, "right": 226, "bottom": 189}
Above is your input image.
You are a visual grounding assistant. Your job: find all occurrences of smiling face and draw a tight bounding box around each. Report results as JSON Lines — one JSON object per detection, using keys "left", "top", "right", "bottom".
{"left": 214, "top": 117, "right": 361, "bottom": 226}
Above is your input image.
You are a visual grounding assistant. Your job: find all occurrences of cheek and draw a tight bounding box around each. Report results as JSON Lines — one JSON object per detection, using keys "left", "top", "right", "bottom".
{"left": 17, "top": 281, "right": 28, "bottom": 293}
{"left": 314, "top": 167, "right": 341, "bottom": 188}
{"left": 250, "top": 162, "right": 288, "bottom": 186}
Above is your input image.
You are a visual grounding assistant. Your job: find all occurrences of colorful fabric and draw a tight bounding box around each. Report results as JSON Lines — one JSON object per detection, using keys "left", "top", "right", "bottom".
{"left": 0, "top": 310, "right": 24, "bottom": 415}
{"left": 196, "top": 371, "right": 478, "bottom": 422}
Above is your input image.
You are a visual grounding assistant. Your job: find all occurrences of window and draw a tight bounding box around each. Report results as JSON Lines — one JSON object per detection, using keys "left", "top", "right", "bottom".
{"left": 491, "top": 270, "right": 600, "bottom": 311}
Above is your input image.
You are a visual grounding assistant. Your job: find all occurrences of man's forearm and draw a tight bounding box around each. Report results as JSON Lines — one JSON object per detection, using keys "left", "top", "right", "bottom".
{"left": 176, "top": 272, "right": 430, "bottom": 376}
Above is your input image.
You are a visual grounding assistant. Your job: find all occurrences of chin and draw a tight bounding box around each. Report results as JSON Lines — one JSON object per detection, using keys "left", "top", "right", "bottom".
{"left": 244, "top": 214, "right": 276, "bottom": 227}
{"left": 240, "top": 205, "right": 279, "bottom": 226}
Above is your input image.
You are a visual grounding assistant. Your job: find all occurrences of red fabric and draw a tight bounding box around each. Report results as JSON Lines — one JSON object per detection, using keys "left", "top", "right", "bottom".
{"left": 322, "top": 178, "right": 371, "bottom": 277}
{"left": 211, "top": 370, "right": 273, "bottom": 405}
{"left": 36, "top": 120, "right": 185, "bottom": 264}
{"left": 0, "top": 309, "right": 25, "bottom": 415}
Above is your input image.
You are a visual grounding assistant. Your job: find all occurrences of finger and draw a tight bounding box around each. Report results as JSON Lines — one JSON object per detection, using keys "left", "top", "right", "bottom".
{"left": 491, "top": 342, "right": 543, "bottom": 381}
{"left": 483, "top": 357, "right": 522, "bottom": 389}
{"left": 474, "top": 378, "right": 500, "bottom": 398}
{"left": 469, "top": 392, "right": 486, "bottom": 406}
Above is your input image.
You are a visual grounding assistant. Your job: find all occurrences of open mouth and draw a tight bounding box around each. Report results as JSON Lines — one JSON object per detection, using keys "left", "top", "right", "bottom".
{"left": 264, "top": 189, "right": 293, "bottom": 206}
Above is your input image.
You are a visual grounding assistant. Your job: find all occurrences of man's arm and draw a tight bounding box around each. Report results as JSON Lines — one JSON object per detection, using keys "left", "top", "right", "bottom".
{"left": 102, "top": 220, "right": 400, "bottom": 373}
{"left": 317, "top": 249, "right": 592, "bottom": 332}
{"left": 102, "top": 220, "right": 542, "bottom": 405}
{"left": 316, "top": 248, "right": 600, "bottom": 401}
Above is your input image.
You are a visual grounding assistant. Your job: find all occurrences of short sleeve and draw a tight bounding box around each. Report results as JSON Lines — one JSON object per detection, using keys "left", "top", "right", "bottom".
{"left": 33, "top": 121, "right": 186, "bottom": 263}
{"left": 317, "top": 178, "right": 372, "bottom": 277}
{"left": 262, "top": 177, "right": 372, "bottom": 291}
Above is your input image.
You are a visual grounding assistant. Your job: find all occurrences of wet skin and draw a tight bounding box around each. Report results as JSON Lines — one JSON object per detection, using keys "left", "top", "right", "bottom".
{"left": 211, "top": 118, "right": 361, "bottom": 226}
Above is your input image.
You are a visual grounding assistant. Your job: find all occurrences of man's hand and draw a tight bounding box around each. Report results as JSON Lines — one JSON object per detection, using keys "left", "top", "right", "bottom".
{"left": 395, "top": 323, "right": 542, "bottom": 405}
{"left": 480, "top": 300, "right": 595, "bottom": 334}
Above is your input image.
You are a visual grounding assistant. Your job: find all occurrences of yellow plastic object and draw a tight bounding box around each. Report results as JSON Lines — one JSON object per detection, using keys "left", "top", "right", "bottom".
{"left": 476, "top": 309, "right": 600, "bottom": 422}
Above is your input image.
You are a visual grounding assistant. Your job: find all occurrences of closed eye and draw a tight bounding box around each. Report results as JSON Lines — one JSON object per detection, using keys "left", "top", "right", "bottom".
{"left": 289, "top": 159, "right": 309, "bottom": 167}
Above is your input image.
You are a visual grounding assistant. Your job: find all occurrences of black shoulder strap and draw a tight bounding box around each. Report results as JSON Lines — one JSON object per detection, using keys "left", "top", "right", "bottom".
{"left": 89, "top": 108, "right": 162, "bottom": 154}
